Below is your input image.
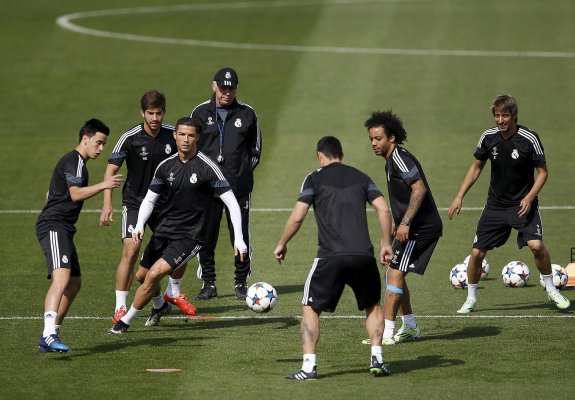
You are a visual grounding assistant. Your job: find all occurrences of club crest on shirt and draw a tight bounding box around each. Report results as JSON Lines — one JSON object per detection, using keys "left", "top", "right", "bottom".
{"left": 140, "top": 146, "right": 149, "bottom": 160}
{"left": 511, "top": 149, "right": 519, "bottom": 159}
{"left": 207, "top": 117, "right": 214, "bottom": 126}
{"left": 234, "top": 118, "right": 242, "bottom": 128}
{"left": 165, "top": 144, "right": 172, "bottom": 154}
{"left": 190, "top": 173, "right": 198, "bottom": 184}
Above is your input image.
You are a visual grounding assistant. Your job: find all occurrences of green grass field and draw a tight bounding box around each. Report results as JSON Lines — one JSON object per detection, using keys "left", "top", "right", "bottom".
{"left": 1, "top": 0, "right": 574, "bottom": 399}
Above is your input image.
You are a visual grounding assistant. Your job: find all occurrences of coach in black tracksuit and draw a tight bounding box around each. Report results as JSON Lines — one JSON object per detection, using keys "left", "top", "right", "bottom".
{"left": 190, "top": 67, "right": 262, "bottom": 300}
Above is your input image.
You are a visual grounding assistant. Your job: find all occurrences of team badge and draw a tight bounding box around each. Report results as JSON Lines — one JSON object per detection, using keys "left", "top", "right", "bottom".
{"left": 140, "top": 146, "right": 149, "bottom": 160}
{"left": 225, "top": 71, "right": 232, "bottom": 79}
{"left": 190, "top": 173, "right": 198, "bottom": 184}
{"left": 165, "top": 144, "right": 172, "bottom": 154}
{"left": 62, "top": 255, "right": 68, "bottom": 264}
{"left": 511, "top": 149, "right": 519, "bottom": 159}
{"left": 234, "top": 118, "right": 242, "bottom": 128}
{"left": 128, "top": 225, "right": 134, "bottom": 233}
{"left": 207, "top": 117, "right": 214, "bottom": 125}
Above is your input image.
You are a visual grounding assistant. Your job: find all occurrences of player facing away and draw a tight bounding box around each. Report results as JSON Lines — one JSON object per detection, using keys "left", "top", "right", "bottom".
{"left": 100, "top": 90, "right": 196, "bottom": 325}
{"left": 190, "top": 67, "right": 262, "bottom": 301}
{"left": 274, "top": 136, "right": 394, "bottom": 379}
{"left": 36, "top": 119, "right": 123, "bottom": 352}
{"left": 364, "top": 110, "right": 443, "bottom": 345}
{"left": 109, "top": 117, "right": 247, "bottom": 334}
{"left": 448, "top": 94, "right": 570, "bottom": 313}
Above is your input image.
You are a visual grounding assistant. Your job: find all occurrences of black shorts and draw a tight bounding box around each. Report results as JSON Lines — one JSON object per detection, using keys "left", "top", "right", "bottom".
{"left": 37, "top": 229, "right": 80, "bottom": 279}
{"left": 473, "top": 205, "right": 543, "bottom": 250}
{"left": 140, "top": 235, "right": 201, "bottom": 272}
{"left": 301, "top": 255, "right": 381, "bottom": 313}
{"left": 121, "top": 205, "right": 159, "bottom": 240}
{"left": 389, "top": 237, "right": 439, "bottom": 275}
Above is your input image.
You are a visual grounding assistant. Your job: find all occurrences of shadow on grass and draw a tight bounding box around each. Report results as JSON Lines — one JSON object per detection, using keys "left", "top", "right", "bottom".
{"left": 64, "top": 317, "right": 300, "bottom": 358}
{"left": 317, "top": 355, "right": 465, "bottom": 378}
{"left": 420, "top": 325, "right": 501, "bottom": 341}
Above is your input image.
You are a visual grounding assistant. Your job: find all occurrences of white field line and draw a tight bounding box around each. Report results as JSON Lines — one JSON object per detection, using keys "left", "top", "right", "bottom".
{"left": 1, "top": 314, "right": 574, "bottom": 320}
{"left": 2, "top": 206, "right": 575, "bottom": 214}
{"left": 55, "top": 1, "right": 575, "bottom": 59}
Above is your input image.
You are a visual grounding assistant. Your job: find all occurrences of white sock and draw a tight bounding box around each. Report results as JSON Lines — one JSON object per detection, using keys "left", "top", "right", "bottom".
{"left": 166, "top": 277, "right": 182, "bottom": 298}
{"left": 115, "top": 290, "right": 129, "bottom": 311}
{"left": 121, "top": 305, "right": 140, "bottom": 325}
{"left": 541, "top": 274, "right": 556, "bottom": 293}
{"left": 152, "top": 295, "right": 165, "bottom": 309}
{"left": 467, "top": 283, "right": 478, "bottom": 301}
{"left": 371, "top": 346, "right": 383, "bottom": 363}
{"left": 302, "top": 354, "right": 316, "bottom": 373}
{"left": 43, "top": 311, "right": 57, "bottom": 337}
{"left": 401, "top": 314, "right": 417, "bottom": 329}
{"left": 383, "top": 319, "right": 395, "bottom": 339}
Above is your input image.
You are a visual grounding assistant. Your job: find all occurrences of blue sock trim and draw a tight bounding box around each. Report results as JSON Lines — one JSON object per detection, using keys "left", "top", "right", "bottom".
{"left": 386, "top": 284, "right": 403, "bottom": 295}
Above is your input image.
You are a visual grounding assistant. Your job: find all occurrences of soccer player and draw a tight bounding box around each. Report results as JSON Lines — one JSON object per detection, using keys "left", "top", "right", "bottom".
{"left": 109, "top": 117, "right": 247, "bottom": 334}
{"left": 364, "top": 110, "right": 443, "bottom": 345}
{"left": 448, "top": 94, "right": 570, "bottom": 312}
{"left": 190, "top": 67, "right": 262, "bottom": 301}
{"left": 100, "top": 90, "right": 196, "bottom": 324}
{"left": 36, "top": 119, "right": 123, "bottom": 352}
{"left": 274, "top": 136, "right": 394, "bottom": 379}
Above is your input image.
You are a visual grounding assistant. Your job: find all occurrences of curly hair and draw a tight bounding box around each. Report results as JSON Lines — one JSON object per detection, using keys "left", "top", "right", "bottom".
{"left": 364, "top": 110, "right": 407, "bottom": 144}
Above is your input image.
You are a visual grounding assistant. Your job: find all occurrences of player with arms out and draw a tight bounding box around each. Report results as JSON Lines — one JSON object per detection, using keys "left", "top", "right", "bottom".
{"left": 448, "top": 94, "right": 570, "bottom": 313}
{"left": 100, "top": 90, "right": 196, "bottom": 324}
{"left": 274, "top": 136, "right": 393, "bottom": 379}
{"left": 37, "top": 119, "right": 123, "bottom": 352}
{"left": 109, "top": 117, "right": 247, "bottom": 334}
{"left": 364, "top": 110, "right": 442, "bottom": 345}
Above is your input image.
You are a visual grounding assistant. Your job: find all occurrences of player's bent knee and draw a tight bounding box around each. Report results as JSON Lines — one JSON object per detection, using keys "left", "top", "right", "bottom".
{"left": 386, "top": 284, "right": 404, "bottom": 295}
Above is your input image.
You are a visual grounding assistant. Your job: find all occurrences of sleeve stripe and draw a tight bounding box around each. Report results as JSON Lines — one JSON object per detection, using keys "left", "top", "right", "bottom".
{"left": 477, "top": 127, "right": 498, "bottom": 148}
{"left": 518, "top": 128, "right": 544, "bottom": 155}
{"left": 392, "top": 149, "right": 409, "bottom": 173}
{"left": 112, "top": 125, "right": 140, "bottom": 153}
{"left": 197, "top": 152, "right": 226, "bottom": 180}
{"left": 76, "top": 155, "right": 84, "bottom": 177}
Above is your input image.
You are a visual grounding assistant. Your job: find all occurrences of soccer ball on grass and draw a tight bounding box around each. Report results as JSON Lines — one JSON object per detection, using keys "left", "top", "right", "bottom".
{"left": 450, "top": 263, "right": 468, "bottom": 289}
{"left": 463, "top": 255, "right": 490, "bottom": 280}
{"left": 245, "top": 282, "right": 277, "bottom": 313}
{"left": 502, "top": 261, "right": 530, "bottom": 288}
{"left": 539, "top": 264, "right": 568, "bottom": 290}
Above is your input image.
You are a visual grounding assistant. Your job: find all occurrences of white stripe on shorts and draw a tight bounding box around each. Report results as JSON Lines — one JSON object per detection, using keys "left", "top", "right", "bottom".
{"left": 50, "top": 231, "right": 61, "bottom": 270}
{"left": 302, "top": 258, "right": 319, "bottom": 305}
{"left": 399, "top": 240, "right": 416, "bottom": 272}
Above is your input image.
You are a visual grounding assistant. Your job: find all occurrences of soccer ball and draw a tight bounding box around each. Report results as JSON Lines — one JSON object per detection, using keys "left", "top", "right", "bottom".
{"left": 539, "top": 264, "right": 568, "bottom": 290}
{"left": 502, "top": 261, "right": 530, "bottom": 288}
{"left": 245, "top": 282, "right": 277, "bottom": 313}
{"left": 463, "top": 255, "right": 490, "bottom": 280}
{"left": 450, "top": 263, "right": 468, "bottom": 289}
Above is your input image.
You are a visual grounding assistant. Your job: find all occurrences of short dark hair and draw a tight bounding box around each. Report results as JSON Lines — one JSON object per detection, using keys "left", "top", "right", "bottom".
{"left": 491, "top": 94, "right": 518, "bottom": 121}
{"left": 364, "top": 110, "right": 407, "bottom": 144}
{"left": 78, "top": 118, "right": 110, "bottom": 143}
{"left": 317, "top": 136, "right": 343, "bottom": 159}
{"left": 141, "top": 90, "right": 166, "bottom": 112}
{"left": 175, "top": 116, "right": 202, "bottom": 134}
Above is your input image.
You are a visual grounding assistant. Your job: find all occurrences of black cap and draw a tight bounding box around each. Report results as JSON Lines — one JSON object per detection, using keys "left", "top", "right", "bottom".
{"left": 213, "top": 67, "right": 238, "bottom": 88}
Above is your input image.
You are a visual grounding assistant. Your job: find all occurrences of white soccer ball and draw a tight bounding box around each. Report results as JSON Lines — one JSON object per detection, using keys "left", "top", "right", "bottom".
{"left": 450, "top": 263, "right": 468, "bottom": 289}
{"left": 245, "top": 282, "right": 277, "bottom": 313}
{"left": 463, "top": 255, "right": 490, "bottom": 280}
{"left": 539, "top": 264, "right": 568, "bottom": 290}
{"left": 502, "top": 261, "right": 530, "bottom": 288}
